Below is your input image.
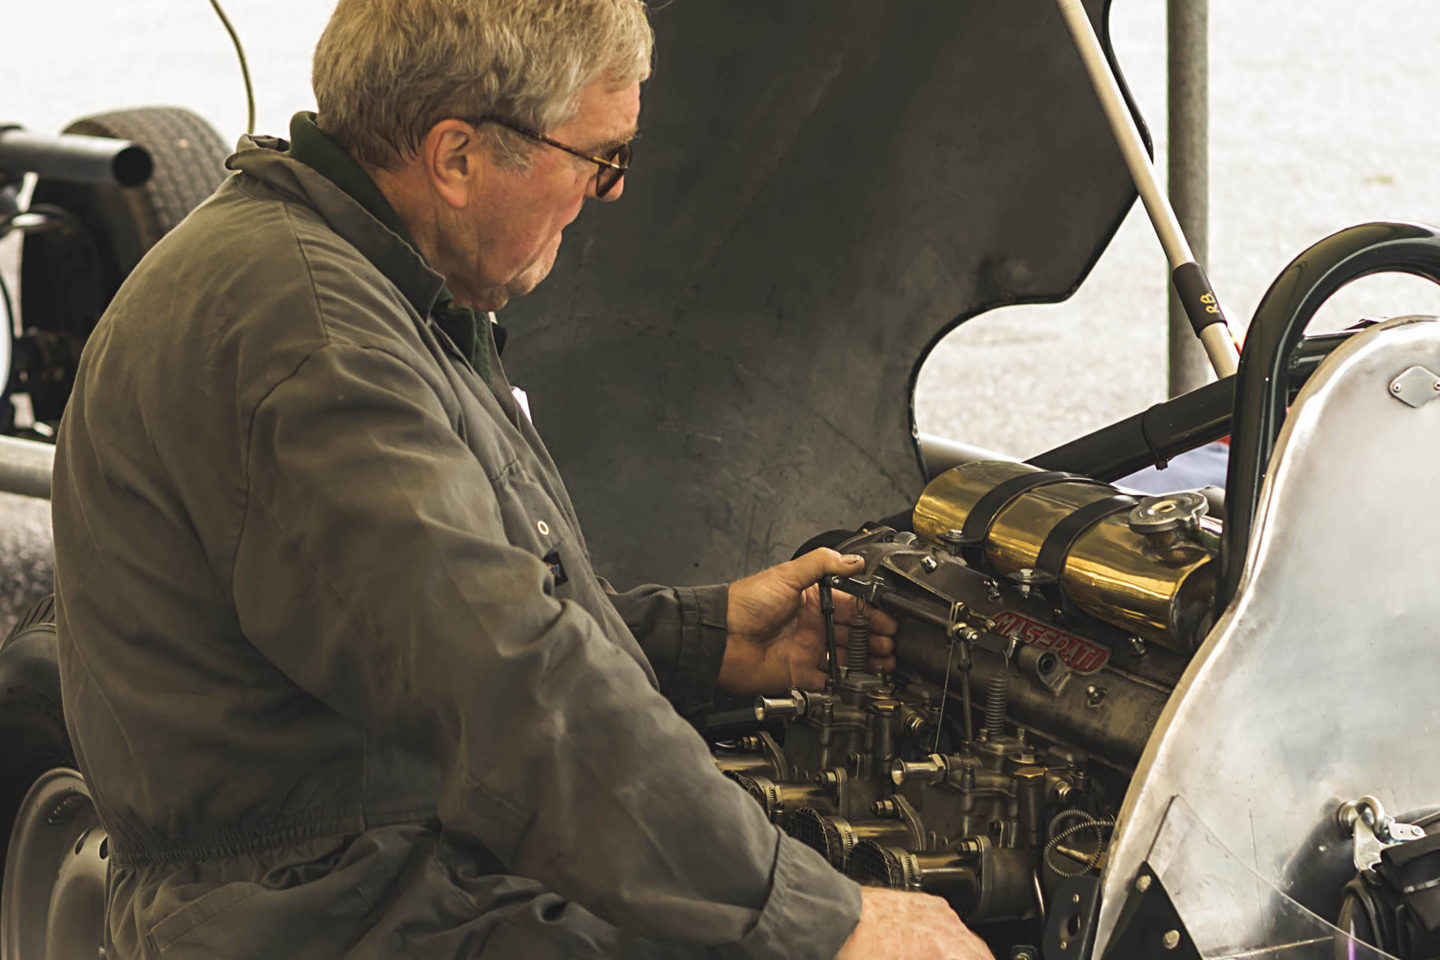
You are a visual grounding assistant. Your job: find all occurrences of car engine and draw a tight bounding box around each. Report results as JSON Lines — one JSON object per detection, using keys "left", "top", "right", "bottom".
{"left": 713, "top": 459, "right": 1220, "bottom": 947}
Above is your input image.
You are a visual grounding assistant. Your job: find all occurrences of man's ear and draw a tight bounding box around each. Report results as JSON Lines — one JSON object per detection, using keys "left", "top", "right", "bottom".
{"left": 422, "top": 120, "right": 486, "bottom": 210}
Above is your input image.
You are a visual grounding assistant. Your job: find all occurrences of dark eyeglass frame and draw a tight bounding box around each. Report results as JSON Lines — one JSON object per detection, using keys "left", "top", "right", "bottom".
{"left": 476, "top": 116, "right": 631, "bottom": 197}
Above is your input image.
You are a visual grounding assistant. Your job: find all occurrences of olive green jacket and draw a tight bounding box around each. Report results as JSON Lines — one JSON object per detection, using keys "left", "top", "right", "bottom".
{"left": 51, "top": 133, "right": 860, "bottom": 959}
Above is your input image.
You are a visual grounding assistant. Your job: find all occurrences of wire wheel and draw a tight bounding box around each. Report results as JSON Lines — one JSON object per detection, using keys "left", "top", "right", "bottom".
{"left": 0, "top": 767, "right": 107, "bottom": 960}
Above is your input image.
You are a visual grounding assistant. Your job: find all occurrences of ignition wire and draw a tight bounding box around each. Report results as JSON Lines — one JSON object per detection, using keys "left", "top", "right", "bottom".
{"left": 207, "top": 0, "right": 256, "bottom": 135}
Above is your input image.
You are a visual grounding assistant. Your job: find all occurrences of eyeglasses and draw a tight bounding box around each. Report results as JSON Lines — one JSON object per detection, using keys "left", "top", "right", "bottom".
{"left": 476, "top": 116, "right": 631, "bottom": 197}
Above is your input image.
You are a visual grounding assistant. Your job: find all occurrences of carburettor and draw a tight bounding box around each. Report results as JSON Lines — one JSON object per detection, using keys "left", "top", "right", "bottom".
{"left": 711, "top": 460, "right": 1220, "bottom": 935}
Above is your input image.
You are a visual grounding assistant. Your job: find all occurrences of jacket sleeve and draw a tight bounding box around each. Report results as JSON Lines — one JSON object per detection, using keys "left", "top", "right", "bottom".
{"left": 230, "top": 343, "right": 860, "bottom": 960}
{"left": 605, "top": 582, "right": 729, "bottom": 720}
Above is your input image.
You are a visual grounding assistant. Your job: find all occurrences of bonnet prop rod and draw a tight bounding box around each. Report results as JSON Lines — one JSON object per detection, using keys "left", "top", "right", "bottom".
{"left": 1053, "top": 0, "right": 1240, "bottom": 379}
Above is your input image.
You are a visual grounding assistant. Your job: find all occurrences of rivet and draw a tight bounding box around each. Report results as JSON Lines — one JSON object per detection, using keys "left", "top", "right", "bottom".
{"left": 1136, "top": 874, "right": 1152, "bottom": 892}
{"left": 537, "top": 520, "right": 550, "bottom": 536}
{"left": 1163, "top": 930, "right": 1181, "bottom": 950}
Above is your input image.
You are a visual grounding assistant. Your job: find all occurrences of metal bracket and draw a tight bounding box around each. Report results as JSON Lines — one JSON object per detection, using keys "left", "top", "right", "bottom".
{"left": 1387, "top": 365, "right": 1440, "bottom": 408}
{"left": 1337, "top": 796, "right": 1426, "bottom": 873}
{"left": 1093, "top": 864, "right": 1201, "bottom": 960}
{"left": 1043, "top": 873, "right": 1101, "bottom": 960}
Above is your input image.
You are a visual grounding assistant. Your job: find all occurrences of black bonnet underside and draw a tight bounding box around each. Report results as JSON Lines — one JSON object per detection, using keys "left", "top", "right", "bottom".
{"left": 504, "top": 0, "right": 1143, "bottom": 585}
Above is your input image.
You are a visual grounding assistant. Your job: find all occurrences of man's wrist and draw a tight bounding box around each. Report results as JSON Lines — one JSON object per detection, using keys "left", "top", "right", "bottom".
{"left": 717, "top": 631, "right": 762, "bottom": 694}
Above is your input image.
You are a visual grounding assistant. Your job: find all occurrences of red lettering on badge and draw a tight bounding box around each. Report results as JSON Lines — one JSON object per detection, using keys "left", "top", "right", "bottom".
{"left": 990, "top": 611, "right": 1110, "bottom": 675}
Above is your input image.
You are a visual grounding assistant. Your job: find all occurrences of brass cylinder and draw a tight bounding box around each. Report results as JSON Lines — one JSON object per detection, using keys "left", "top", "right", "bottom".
{"left": 914, "top": 461, "right": 1216, "bottom": 651}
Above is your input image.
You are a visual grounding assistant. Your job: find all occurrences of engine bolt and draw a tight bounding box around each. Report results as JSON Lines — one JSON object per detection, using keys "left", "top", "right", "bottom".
{"left": 920, "top": 555, "right": 939, "bottom": 573}
{"left": 1085, "top": 685, "right": 1107, "bottom": 708}
{"left": 1128, "top": 636, "right": 1147, "bottom": 657}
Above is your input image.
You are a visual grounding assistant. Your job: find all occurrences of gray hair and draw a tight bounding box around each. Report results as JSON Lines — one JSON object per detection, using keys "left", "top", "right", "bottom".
{"left": 313, "top": 0, "right": 653, "bottom": 169}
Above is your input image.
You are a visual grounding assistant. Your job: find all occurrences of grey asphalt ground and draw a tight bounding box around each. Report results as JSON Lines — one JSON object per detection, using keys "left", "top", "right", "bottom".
{"left": 7, "top": 0, "right": 1440, "bottom": 457}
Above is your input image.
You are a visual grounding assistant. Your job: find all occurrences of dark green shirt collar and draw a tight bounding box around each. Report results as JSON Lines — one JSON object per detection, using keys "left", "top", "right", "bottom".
{"left": 286, "top": 112, "right": 500, "bottom": 383}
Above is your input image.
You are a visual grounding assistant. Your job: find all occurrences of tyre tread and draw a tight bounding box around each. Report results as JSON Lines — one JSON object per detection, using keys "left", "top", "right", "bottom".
{"left": 63, "top": 106, "right": 231, "bottom": 245}
{"left": 3, "top": 594, "right": 55, "bottom": 646}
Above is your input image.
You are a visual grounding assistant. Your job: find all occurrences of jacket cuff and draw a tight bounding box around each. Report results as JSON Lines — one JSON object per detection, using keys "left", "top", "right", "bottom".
{"left": 668, "top": 583, "right": 729, "bottom": 718}
{"left": 717, "top": 831, "right": 863, "bottom": 960}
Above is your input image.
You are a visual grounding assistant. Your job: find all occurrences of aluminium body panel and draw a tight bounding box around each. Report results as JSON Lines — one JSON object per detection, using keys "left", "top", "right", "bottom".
{"left": 1094, "top": 316, "right": 1440, "bottom": 956}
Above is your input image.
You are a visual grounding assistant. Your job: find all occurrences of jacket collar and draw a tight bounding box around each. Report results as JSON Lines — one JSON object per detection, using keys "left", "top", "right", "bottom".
{"left": 228, "top": 114, "right": 501, "bottom": 381}
{"left": 287, "top": 111, "right": 418, "bottom": 251}
{"left": 226, "top": 118, "right": 446, "bottom": 323}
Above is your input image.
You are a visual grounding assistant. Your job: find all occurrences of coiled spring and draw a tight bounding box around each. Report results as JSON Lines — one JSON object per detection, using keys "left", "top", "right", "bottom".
{"left": 1043, "top": 809, "right": 1116, "bottom": 877}
{"left": 847, "top": 621, "right": 870, "bottom": 673}
{"left": 983, "top": 672, "right": 1008, "bottom": 738}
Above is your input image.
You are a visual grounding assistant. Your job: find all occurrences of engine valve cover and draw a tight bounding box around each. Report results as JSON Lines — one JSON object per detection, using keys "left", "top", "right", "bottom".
{"left": 913, "top": 461, "right": 1218, "bottom": 652}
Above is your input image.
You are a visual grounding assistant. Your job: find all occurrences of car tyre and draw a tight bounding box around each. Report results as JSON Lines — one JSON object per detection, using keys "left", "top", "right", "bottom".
{"left": 0, "top": 593, "right": 71, "bottom": 881}
{"left": 0, "top": 596, "right": 108, "bottom": 960}
{"left": 22, "top": 105, "right": 230, "bottom": 324}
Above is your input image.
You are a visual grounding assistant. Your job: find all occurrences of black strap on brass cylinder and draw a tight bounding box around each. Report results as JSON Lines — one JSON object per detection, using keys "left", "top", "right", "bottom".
{"left": 957, "top": 471, "right": 1083, "bottom": 548}
{"left": 1034, "top": 494, "right": 1138, "bottom": 583}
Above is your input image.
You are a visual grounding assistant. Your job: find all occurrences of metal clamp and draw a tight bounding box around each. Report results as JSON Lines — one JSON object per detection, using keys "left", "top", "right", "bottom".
{"left": 1337, "top": 796, "right": 1427, "bottom": 872}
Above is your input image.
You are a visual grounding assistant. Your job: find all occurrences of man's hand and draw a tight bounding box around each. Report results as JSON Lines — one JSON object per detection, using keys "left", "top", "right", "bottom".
{"left": 836, "top": 889, "right": 996, "bottom": 960}
{"left": 719, "top": 548, "right": 898, "bottom": 696}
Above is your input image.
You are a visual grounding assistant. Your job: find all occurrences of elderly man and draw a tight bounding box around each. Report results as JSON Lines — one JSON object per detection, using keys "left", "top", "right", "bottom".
{"left": 52, "top": 1, "right": 993, "bottom": 958}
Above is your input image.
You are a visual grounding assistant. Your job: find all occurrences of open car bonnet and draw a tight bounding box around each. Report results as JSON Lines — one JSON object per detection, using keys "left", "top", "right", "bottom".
{"left": 503, "top": 0, "right": 1142, "bottom": 586}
